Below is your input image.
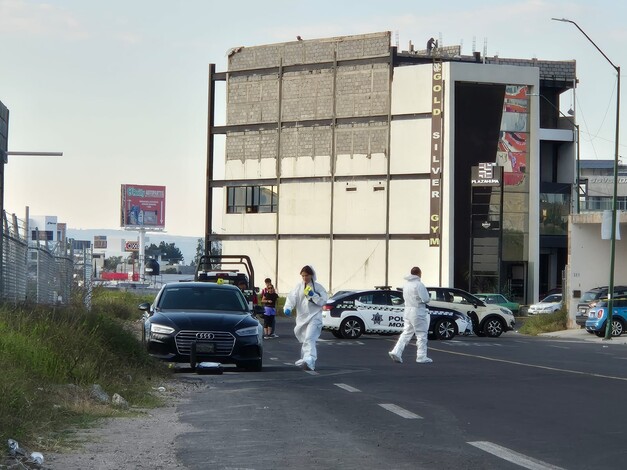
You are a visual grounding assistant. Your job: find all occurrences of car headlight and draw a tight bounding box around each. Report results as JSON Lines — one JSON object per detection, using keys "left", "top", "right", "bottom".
{"left": 499, "top": 307, "right": 513, "bottom": 316}
{"left": 236, "top": 326, "right": 259, "bottom": 336}
{"left": 150, "top": 324, "right": 175, "bottom": 335}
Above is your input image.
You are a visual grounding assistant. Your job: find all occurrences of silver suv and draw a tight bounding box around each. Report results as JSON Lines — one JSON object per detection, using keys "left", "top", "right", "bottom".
{"left": 575, "top": 285, "right": 627, "bottom": 326}
{"left": 427, "top": 287, "right": 516, "bottom": 337}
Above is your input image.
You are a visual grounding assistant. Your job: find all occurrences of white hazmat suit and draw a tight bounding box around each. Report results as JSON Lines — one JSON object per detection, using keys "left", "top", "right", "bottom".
{"left": 283, "top": 265, "right": 328, "bottom": 370}
{"left": 389, "top": 273, "right": 432, "bottom": 363}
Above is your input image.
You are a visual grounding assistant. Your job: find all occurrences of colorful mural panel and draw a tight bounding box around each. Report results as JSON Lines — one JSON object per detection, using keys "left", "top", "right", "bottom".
{"left": 497, "top": 85, "right": 529, "bottom": 186}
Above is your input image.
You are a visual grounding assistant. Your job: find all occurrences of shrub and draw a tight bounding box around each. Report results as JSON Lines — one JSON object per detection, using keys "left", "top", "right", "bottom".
{"left": 519, "top": 309, "right": 567, "bottom": 335}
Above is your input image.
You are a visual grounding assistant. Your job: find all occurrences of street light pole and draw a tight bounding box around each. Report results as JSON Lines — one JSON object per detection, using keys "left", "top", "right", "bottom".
{"left": 552, "top": 18, "right": 621, "bottom": 339}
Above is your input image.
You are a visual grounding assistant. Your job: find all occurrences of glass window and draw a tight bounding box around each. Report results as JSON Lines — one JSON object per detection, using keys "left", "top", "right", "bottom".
{"left": 227, "top": 185, "right": 277, "bottom": 214}
{"left": 539, "top": 193, "right": 569, "bottom": 236}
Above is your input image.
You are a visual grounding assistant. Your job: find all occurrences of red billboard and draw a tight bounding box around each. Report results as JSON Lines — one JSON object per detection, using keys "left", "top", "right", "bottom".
{"left": 120, "top": 184, "right": 166, "bottom": 229}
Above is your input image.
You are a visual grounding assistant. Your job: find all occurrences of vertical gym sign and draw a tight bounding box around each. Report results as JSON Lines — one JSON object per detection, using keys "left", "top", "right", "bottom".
{"left": 429, "top": 62, "right": 444, "bottom": 247}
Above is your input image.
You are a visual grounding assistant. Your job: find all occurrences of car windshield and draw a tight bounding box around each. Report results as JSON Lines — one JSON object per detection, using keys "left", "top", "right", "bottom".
{"left": 580, "top": 291, "right": 602, "bottom": 302}
{"left": 480, "top": 295, "right": 505, "bottom": 304}
{"left": 330, "top": 290, "right": 355, "bottom": 300}
{"left": 158, "top": 286, "right": 248, "bottom": 312}
{"left": 541, "top": 294, "right": 562, "bottom": 303}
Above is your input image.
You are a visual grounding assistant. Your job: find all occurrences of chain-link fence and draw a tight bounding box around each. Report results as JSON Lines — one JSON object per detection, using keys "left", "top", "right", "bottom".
{"left": 1, "top": 212, "right": 28, "bottom": 302}
{"left": 1, "top": 211, "right": 86, "bottom": 306}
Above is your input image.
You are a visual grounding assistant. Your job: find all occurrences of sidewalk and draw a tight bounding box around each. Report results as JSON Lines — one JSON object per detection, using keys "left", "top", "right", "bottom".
{"left": 538, "top": 327, "right": 627, "bottom": 344}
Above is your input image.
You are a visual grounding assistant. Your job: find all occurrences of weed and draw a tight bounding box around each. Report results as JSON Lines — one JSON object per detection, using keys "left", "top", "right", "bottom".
{"left": 519, "top": 309, "right": 568, "bottom": 335}
{"left": 0, "top": 289, "right": 169, "bottom": 451}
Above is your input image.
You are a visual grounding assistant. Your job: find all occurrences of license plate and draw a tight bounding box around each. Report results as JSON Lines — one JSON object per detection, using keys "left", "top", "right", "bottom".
{"left": 196, "top": 343, "right": 215, "bottom": 353}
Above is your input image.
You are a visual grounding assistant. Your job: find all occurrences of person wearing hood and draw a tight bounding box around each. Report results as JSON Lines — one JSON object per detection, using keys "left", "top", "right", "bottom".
{"left": 389, "top": 266, "right": 433, "bottom": 364}
{"left": 283, "top": 265, "right": 328, "bottom": 371}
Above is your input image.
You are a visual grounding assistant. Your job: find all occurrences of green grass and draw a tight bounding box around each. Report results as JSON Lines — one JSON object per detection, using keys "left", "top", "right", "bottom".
{"left": 0, "top": 288, "right": 170, "bottom": 452}
{"left": 518, "top": 309, "right": 568, "bottom": 335}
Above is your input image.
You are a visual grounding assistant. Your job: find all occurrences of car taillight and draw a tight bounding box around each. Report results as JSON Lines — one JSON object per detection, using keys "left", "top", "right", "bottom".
{"left": 322, "top": 304, "right": 332, "bottom": 311}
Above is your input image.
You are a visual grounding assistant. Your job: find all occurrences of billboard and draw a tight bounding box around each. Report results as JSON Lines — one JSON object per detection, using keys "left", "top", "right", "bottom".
{"left": 120, "top": 184, "right": 166, "bottom": 229}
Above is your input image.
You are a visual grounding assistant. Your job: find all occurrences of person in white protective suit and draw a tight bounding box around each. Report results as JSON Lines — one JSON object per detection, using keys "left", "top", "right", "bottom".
{"left": 389, "top": 266, "right": 433, "bottom": 364}
{"left": 283, "top": 265, "right": 328, "bottom": 371}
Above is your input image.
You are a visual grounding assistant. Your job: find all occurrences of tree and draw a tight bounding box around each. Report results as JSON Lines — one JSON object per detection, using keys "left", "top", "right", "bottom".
{"left": 103, "top": 256, "right": 123, "bottom": 272}
{"left": 192, "top": 237, "right": 222, "bottom": 266}
{"left": 145, "top": 241, "right": 184, "bottom": 264}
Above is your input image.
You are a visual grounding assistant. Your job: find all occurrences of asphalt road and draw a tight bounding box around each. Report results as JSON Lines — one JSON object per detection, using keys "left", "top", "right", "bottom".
{"left": 171, "top": 322, "right": 627, "bottom": 470}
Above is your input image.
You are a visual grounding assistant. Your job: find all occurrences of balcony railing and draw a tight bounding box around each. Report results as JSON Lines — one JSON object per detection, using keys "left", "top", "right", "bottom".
{"left": 579, "top": 198, "right": 627, "bottom": 212}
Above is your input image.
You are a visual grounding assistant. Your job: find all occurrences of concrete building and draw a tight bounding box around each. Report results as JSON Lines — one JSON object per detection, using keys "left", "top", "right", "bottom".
{"left": 28, "top": 215, "right": 65, "bottom": 244}
{"left": 566, "top": 160, "right": 627, "bottom": 327}
{"left": 205, "top": 31, "right": 577, "bottom": 302}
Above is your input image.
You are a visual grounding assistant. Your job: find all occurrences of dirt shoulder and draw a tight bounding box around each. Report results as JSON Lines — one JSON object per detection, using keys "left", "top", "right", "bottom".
{"left": 25, "top": 379, "right": 203, "bottom": 470}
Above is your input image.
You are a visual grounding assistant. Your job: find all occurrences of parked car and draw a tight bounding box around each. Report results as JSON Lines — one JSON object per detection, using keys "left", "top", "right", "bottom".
{"left": 585, "top": 296, "right": 627, "bottom": 337}
{"left": 539, "top": 287, "right": 562, "bottom": 301}
{"left": 426, "top": 287, "right": 516, "bottom": 337}
{"left": 474, "top": 293, "right": 520, "bottom": 315}
{"left": 527, "top": 293, "right": 563, "bottom": 315}
{"left": 139, "top": 281, "right": 263, "bottom": 371}
{"left": 321, "top": 288, "right": 472, "bottom": 340}
{"left": 575, "top": 285, "right": 627, "bottom": 326}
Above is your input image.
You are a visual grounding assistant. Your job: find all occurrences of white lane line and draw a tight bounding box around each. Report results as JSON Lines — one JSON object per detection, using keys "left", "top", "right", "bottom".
{"left": 468, "top": 441, "right": 566, "bottom": 470}
{"left": 548, "top": 345, "right": 570, "bottom": 349}
{"left": 378, "top": 403, "right": 422, "bottom": 419}
{"left": 334, "top": 383, "right": 361, "bottom": 393}
{"left": 429, "top": 347, "right": 627, "bottom": 382}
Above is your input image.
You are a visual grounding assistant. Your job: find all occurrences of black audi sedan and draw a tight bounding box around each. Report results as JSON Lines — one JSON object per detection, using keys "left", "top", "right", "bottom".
{"left": 139, "top": 282, "right": 263, "bottom": 371}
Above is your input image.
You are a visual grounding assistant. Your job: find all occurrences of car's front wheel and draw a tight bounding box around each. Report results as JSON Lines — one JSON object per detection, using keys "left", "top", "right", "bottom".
{"left": 340, "top": 317, "right": 364, "bottom": 339}
{"left": 331, "top": 330, "right": 344, "bottom": 339}
{"left": 482, "top": 318, "right": 504, "bottom": 337}
{"left": 434, "top": 319, "right": 457, "bottom": 340}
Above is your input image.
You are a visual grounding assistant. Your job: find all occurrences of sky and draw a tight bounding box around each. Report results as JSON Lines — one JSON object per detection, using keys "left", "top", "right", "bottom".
{"left": 1, "top": 0, "right": 626, "bottom": 239}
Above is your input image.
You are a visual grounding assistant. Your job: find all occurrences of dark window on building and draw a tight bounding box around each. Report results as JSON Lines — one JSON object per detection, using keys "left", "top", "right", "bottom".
{"left": 31, "top": 230, "right": 53, "bottom": 241}
{"left": 227, "top": 186, "right": 278, "bottom": 214}
{"left": 539, "top": 193, "right": 569, "bottom": 236}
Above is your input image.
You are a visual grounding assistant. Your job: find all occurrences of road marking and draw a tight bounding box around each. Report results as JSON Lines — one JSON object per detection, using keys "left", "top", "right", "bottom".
{"left": 378, "top": 403, "right": 422, "bottom": 419}
{"left": 334, "top": 383, "right": 361, "bottom": 393}
{"left": 430, "top": 347, "right": 627, "bottom": 382}
{"left": 305, "top": 370, "right": 319, "bottom": 375}
{"left": 547, "top": 345, "right": 570, "bottom": 349}
{"left": 468, "top": 441, "right": 566, "bottom": 470}
{"left": 320, "top": 340, "right": 365, "bottom": 345}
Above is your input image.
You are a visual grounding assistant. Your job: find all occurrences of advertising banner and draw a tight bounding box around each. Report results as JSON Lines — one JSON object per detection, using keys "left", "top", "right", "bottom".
{"left": 120, "top": 184, "right": 166, "bottom": 229}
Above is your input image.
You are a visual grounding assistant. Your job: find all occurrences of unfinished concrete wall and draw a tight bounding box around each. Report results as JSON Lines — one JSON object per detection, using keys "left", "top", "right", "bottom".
{"left": 225, "top": 32, "right": 391, "bottom": 168}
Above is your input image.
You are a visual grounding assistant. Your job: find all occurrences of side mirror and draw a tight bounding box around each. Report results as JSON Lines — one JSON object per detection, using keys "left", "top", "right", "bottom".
{"left": 138, "top": 302, "right": 151, "bottom": 311}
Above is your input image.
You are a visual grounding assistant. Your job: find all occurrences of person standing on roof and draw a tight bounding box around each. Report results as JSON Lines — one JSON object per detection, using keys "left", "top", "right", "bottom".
{"left": 389, "top": 266, "right": 433, "bottom": 364}
{"left": 283, "top": 265, "right": 328, "bottom": 371}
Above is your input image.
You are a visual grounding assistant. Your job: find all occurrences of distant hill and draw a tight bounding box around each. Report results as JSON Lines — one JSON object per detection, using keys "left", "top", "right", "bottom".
{"left": 67, "top": 228, "right": 201, "bottom": 266}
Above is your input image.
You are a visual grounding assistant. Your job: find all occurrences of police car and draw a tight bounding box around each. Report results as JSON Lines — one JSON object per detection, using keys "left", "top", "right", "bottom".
{"left": 321, "top": 288, "right": 472, "bottom": 340}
